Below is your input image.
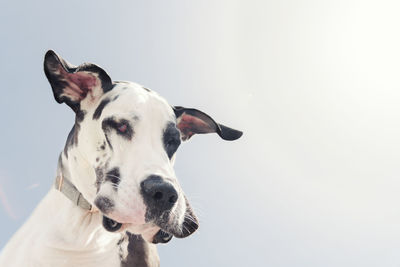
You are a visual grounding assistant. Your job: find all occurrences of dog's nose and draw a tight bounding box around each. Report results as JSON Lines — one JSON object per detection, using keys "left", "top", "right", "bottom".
{"left": 140, "top": 175, "right": 178, "bottom": 212}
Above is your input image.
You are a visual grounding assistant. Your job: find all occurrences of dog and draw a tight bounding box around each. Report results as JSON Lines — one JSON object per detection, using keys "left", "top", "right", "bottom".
{"left": 0, "top": 50, "right": 242, "bottom": 267}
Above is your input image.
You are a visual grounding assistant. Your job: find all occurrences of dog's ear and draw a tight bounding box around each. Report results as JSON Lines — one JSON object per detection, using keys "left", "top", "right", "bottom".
{"left": 44, "top": 50, "right": 113, "bottom": 112}
{"left": 173, "top": 106, "right": 243, "bottom": 141}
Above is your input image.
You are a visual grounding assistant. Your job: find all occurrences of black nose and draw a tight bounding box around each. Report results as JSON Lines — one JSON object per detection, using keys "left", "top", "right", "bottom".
{"left": 141, "top": 175, "right": 178, "bottom": 213}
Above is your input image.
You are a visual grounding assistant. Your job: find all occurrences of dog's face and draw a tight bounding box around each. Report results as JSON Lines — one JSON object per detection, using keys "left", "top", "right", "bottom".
{"left": 44, "top": 51, "right": 242, "bottom": 243}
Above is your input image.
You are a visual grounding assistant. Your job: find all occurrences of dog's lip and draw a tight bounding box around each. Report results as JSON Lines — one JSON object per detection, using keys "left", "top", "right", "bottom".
{"left": 101, "top": 216, "right": 182, "bottom": 241}
{"left": 154, "top": 216, "right": 199, "bottom": 239}
{"left": 152, "top": 229, "right": 173, "bottom": 244}
{"left": 102, "top": 216, "right": 123, "bottom": 232}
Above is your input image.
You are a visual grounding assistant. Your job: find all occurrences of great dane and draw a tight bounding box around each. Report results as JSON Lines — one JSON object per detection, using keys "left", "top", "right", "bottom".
{"left": 0, "top": 50, "right": 242, "bottom": 267}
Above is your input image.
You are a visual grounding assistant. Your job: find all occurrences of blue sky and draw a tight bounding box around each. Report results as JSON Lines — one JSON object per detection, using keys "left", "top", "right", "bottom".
{"left": 1, "top": 1, "right": 400, "bottom": 266}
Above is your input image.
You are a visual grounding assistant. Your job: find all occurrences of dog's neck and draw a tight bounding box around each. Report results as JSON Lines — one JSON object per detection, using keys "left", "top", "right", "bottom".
{"left": 53, "top": 131, "right": 160, "bottom": 267}
{"left": 58, "top": 132, "right": 98, "bottom": 206}
{"left": 47, "top": 151, "right": 122, "bottom": 263}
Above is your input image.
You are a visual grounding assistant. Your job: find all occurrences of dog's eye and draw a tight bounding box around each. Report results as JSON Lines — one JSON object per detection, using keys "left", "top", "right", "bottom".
{"left": 166, "top": 139, "right": 177, "bottom": 148}
{"left": 102, "top": 118, "right": 133, "bottom": 140}
{"left": 165, "top": 138, "right": 180, "bottom": 158}
{"left": 163, "top": 123, "right": 181, "bottom": 159}
{"left": 117, "top": 123, "right": 127, "bottom": 133}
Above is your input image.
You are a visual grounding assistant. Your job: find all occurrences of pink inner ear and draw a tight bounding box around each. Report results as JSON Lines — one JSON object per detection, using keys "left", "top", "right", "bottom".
{"left": 59, "top": 66, "right": 98, "bottom": 102}
{"left": 177, "top": 114, "right": 214, "bottom": 139}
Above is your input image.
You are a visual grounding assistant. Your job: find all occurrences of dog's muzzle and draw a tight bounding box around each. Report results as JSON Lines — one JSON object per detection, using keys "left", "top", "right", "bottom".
{"left": 140, "top": 175, "right": 199, "bottom": 241}
{"left": 100, "top": 175, "right": 199, "bottom": 243}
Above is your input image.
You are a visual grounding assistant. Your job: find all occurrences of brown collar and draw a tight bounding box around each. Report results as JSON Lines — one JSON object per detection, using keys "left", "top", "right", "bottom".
{"left": 55, "top": 175, "right": 94, "bottom": 211}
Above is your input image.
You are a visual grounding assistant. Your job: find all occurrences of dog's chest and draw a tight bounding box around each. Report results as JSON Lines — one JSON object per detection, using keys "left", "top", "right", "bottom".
{"left": 30, "top": 236, "right": 123, "bottom": 267}
{"left": 33, "top": 251, "right": 121, "bottom": 267}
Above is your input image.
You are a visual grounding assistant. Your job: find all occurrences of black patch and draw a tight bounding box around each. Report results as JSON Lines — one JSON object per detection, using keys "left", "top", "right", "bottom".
{"left": 121, "top": 232, "right": 160, "bottom": 267}
{"left": 105, "top": 134, "right": 113, "bottom": 150}
{"left": 100, "top": 141, "right": 106, "bottom": 150}
{"left": 179, "top": 197, "right": 199, "bottom": 237}
{"left": 142, "top": 87, "right": 151, "bottom": 92}
{"left": 105, "top": 167, "right": 121, "bottom": 189}
{"left": 95, "top": 167, "right": 105, "bottom": 192}
{"left": 63, "top": 110, "right": 86, "bottom": 157}
{"left": 144, "top": 194, "right": 199, "bottom": 239}
{"left": 64, "top": 125, "right": 75, "bottom": 157}
{"left": 163, "top": 122, "right": 181, "bottom": 159}
{"left": 102, "top": 117, "right": 134, "bottom": 141}
{"left": 76, "top": 109, "right": 85, "bottom": 122}
{"left": 113, "top": 94, "right": 120, "bottom": 101}
{"left": 117, "top": 237, "right": 126, "bottom": 262}
{"left": 94, "top": 196, "right": 114, "bottom": 214}
{"left": 93, "top": 98, "right": 111, "bottom": 120}
{"left": 74, "top": 123, "right": 81, "bottom": 147}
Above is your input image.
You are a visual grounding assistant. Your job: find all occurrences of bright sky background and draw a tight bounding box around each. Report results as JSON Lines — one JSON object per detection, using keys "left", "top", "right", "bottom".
{"left": 1, "top": 1, "right": 400, "bottom": 266}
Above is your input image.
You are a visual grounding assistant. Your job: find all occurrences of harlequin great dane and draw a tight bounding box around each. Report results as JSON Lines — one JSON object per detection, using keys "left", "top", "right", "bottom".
{"left": 0, "top": 50, "right": 242, "bottom": 267}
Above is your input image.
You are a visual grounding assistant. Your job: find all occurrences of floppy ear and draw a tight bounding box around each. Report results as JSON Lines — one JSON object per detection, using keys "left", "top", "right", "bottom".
{"left": 173, "top": 106, "right": 243, "bottom": 141}
{"left": 43, "top": 50, "right": 113, "bottom": 112}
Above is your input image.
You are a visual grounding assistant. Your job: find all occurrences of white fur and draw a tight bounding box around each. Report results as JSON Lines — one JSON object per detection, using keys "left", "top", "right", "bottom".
{"left": 0, "top": 82, "right": 186, "bottom": 266}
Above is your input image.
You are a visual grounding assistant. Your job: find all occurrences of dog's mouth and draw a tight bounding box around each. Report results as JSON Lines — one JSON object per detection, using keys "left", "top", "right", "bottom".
{"left": 152, "top": 202, "right": 199, "bottom": 240}
{"left": 101, "top": 215, "right": 173, "bottom": 243}
{"left": 101, "top": 201, "right": 199, "bottom": 244}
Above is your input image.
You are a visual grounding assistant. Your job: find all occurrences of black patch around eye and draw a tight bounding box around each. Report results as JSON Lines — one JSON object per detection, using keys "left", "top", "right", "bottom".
{"left": 93, "top": 98, "right": 111, "bottom": 120}
{"left": 116, "top": 119, "right": 133, "bottom": 138}
{"left": 102, "top": 117, "right": 133, "bottom": 141}
{"left": 163, "top": 122, "right": 181, "bottom": 159}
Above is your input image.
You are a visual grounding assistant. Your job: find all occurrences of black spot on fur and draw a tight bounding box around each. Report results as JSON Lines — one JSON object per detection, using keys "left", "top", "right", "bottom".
{"left": 100, "top": 141, "right": 106, "bottom": 150}
{"left": 94, "top": 196, "right": 114, "bottom": 214}
{"left": 76, "top": 109, "right": 85, "bottom": 122}
{"left": 95, "top": 167, "right": 105, "bottom": 192}
{"left": 142, "top": 87, "right": 151, "bottom": 92}
{"left": 63, "top": 110, "right": 86, "bottom": 157}
{"left": 93, "top": 98, "right": 111, "bottom": 120}
{"left": 105, "top": 167, "right": 121, "bottom": 189}
{"left": 120, "top": 232, "right": 159, "bottom": 267}
{"left": 179, "top": 197, "right": 199, "bottom": 237}
{"left": 163, "top": 122, "right": 181, "bottom": 159}
{"left": 64, "top": 125, "right": 75, "bottom": 157}
{"left": 105, "top": 134, "right": 113, "bottom": 150}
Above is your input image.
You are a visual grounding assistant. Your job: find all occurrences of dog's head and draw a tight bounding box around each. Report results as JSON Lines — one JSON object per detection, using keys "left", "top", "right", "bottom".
{"left": 44, "top": 50, "right": 242, "bottom": 243}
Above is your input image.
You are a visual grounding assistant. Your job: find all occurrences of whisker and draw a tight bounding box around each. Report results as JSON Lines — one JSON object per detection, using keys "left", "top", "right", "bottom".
{"left": 106, "top": 174, "right": 121, "bottom": 181}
